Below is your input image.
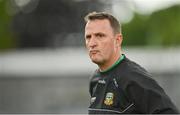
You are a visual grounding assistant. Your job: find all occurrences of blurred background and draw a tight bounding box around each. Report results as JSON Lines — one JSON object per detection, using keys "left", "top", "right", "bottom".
{"left": 0, "top": 0, "right": 180, "bottom": 113}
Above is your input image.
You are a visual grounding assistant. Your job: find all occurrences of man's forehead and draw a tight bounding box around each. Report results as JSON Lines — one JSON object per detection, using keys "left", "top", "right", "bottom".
{"left": 85, "top": 26, "right": 107, "bottom": 35}
{"left": 85, "top": 19, "right": 112, "bottom": 32}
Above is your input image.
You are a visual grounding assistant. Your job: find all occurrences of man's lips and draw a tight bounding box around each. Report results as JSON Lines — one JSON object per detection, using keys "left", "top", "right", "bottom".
{"left": 89, "top": 50, "right": 99, "bottom": 54}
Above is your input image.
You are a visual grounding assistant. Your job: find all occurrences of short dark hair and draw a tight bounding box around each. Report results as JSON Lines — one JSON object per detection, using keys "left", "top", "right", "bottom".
{"left": 84, "top": 12, "right": 121, "bottom": 34}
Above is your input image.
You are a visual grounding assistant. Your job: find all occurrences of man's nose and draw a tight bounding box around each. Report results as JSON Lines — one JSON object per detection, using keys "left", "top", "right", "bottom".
{"left": 89, "top": 37, "right": 97, "bottom": 48}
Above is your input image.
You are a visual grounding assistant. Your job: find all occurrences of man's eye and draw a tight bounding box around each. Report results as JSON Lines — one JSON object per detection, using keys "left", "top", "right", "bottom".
{"left": 96, "top": 34, "right": 105, "bottom": 39}
{"left": 96, "top": 33, "right": 105, "bottom": 38}
{"left": 97, "top": 34, "right": 103, "bottom": 37}
{"left": 85, "top": 35, "right": 91, "bottom": 40}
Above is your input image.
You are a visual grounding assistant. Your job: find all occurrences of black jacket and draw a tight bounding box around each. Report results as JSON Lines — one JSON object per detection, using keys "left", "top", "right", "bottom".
{"left": 88, "top": 55, "right": 179, "bottom": 114}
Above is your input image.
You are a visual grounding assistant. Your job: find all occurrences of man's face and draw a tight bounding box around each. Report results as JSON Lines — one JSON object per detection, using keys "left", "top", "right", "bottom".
{"left": 85, "top": 19, "right": 119, "bottom": 66}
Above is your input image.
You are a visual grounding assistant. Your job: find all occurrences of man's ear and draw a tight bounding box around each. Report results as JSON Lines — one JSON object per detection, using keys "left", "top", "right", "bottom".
{"left": 115, "top": 34, "right": 123, "bottom": 47}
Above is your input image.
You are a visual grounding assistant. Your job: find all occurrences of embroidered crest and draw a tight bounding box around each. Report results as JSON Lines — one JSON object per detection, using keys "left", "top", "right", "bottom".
{"left": 104, "top": 92, "right": 114, "bottom": 106}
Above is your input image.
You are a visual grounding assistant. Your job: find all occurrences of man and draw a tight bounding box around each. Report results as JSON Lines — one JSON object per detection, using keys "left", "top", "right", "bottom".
{"left": 84, "top": 12, "right": 179, "bottom": 114}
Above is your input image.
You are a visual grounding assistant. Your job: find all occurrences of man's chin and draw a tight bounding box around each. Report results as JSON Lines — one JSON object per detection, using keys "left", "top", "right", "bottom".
{"left": 91, "top": 59, "right": 102, "bottom": 65}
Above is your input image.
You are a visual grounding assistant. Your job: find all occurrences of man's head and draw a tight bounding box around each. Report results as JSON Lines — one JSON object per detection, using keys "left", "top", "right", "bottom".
{"left": 84, "top": 12, "right": 123, "bottom": 71}
{"left": 84, "top": 12, "right": 121, "bottom": 34}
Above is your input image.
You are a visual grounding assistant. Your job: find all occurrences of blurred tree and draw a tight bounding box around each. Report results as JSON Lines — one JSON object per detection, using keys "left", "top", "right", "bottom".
{"left": 12, "top": 0, "right": 104, "bottom": 48}
{"left": 122, "top": 14, "right": 149, "bottom": 46}
{"left": 147, "top": 5, "right": 180, "bottom": 47}
{"left": 0, "top": 0, "right": 15, "bottom": 51}
{"left": 1, "top": 1, "right": 180, "bottom": 50}
{"left": 122, "top": 5, "right": 180, "bottom": 47}
{"left": 12, "top": 0, "right": 77, "bottom": 48}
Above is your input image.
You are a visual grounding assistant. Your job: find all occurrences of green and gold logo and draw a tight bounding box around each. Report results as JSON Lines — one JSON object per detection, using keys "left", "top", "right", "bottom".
{"left": 104, "top": 92, "right": 114, "bottom": 106}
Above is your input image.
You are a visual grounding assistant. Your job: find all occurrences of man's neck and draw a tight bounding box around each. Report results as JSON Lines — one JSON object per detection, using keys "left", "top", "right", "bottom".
{"left": 99, "top": 53, "right": 122, "bottom": 72}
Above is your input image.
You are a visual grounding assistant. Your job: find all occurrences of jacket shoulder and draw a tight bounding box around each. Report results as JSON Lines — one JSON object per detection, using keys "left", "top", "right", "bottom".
{"left": 115, "top": 57, "right": 179, "bottom": 113}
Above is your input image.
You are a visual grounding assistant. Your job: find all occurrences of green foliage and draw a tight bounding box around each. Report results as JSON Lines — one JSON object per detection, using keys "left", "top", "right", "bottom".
{"left": 122, "top": 14, "right": 149, "bottom": 46}
{"left": 0, "top": 1, "right": 180, "bottom": 50}
{"left": 122, "top": 5, "right": 180, "bottom": 47}
{"left": 0, "top": 0, "right": 15, "bottom": 51}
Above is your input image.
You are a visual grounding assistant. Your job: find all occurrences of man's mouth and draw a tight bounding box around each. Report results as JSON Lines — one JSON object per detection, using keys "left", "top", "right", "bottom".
{"left": 90, "top": 50, "right": 99, "bottom": 55}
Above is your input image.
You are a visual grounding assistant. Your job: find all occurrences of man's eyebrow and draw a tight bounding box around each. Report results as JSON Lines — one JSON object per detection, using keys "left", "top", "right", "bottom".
{"left": 95, "top": 32, "right": 105, "bottom": 35}
{"left": 95, "top": 32, "right": 106, "bottom": 36}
